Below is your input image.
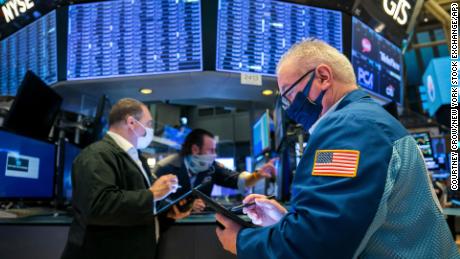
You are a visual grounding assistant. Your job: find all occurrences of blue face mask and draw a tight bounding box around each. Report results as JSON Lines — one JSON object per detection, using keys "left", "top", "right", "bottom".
{"left": 284, "top": 72, "right": 325, "bottom": 132}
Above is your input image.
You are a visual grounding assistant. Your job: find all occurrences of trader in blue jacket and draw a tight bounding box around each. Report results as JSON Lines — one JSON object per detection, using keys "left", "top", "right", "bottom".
{"left": 215, "top": 39, "right": 459, "bottom": 258}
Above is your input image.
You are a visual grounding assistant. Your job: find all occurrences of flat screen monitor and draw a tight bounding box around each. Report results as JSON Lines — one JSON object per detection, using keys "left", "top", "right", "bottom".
{"left": 62, "top": 142, "right": 81, "bottom": 201}
{"left": 411, "top": 132, "right": 434, "bottom": 158}
{"left": 3, "top": 71, "right": 62, "bottom": 141}
{"left": 0, "top": 130, "right": 56, "bottom": 199}
{"left": 252, "top": 156, "right": 267, "bottom": 195}
{"left": 431, "top": 137, "right": 447, "bottom": 164}
{"left": 0, "top": 10, "right": 57, "bottom": 96}
{"left": 67, "top": 0, "right": 203, "bottom": 80}
{"left": 211, "top": 157, "right": 240, "bottom": 197}
{"left": 253, "top": 111, "right": 270, "bottom": 157}
{"left": 274, "top": 96, "right": 285, "bottom": 151}
{"left": 351, "top": 17, "right": 403, "bottom": 104}
{"left": 216, "top": 0, "right": 343, "bottom": 76}
{"left": 163, "top": 126, "right": 192, "bottom": 145}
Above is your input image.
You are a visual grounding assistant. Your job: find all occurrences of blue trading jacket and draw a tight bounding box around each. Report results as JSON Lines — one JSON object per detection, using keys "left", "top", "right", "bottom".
{"left": 237, "top": 89, "right": 459, "bottom": 259}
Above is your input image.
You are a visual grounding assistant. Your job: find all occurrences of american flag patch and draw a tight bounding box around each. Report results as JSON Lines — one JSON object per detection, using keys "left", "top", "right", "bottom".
{"left": 312, "top": 150, "right": 360, "bottom": 177}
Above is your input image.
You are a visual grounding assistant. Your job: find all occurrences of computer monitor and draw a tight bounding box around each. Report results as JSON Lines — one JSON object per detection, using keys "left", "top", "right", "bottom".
{"left": 0, "top": 130, "right": 56, "bottom": 200}
{"left": 3, "top": 71, "right": 62, "bottom": 141}
{"left": 431, "top": 137, "right": 447, "bottom": 164}
{"left": 411, "top": 132, "right": 434, "bottom": 158}
{"left": 163, "top": 125, "right": 192, "bottom": 145}
{"left": 252, "top": 155, "right": 268, "bottom": 195}
{"left": 211, "top": 157, "right": 240, "bottom": 197}
{"left": 61, "top": 142, "right": 81, "bottom": 202}
{"left": 253, "top": 111, "right": 271, "bottom": 157}
{"left": 274, "top": 96, "right": 286, "bottom": 152}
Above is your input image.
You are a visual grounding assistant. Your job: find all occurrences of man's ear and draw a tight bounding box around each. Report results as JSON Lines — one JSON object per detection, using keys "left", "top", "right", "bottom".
{"left": 124, "top": 116, "right": 136, "bottom": 130}
{"left": 191, "top": 144, "right": 200, "bottom": 155}
{"left": 316, "top": 65, "right": 333, "bottom": 91}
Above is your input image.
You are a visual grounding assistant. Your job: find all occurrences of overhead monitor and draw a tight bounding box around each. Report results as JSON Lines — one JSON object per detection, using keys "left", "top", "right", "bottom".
{"left": 216, "top": 0, "right": 343, "bottom": 76}
{"left": 0, "top": 10, "right": 57, "bottom": 96}
{"left": 253, "top": 110, "right": 271, "bottom": 157}
{"left": 351, "top": 17, "right": 403, "bottom": 104}
{"left": 0, "top": 130, "right": 56, "bottom": 199}
{"left": 67, "top": 0, "right": 203, "bottom": 80}
{"left": 3, "top": 71, "right": 62, "bottom": 141}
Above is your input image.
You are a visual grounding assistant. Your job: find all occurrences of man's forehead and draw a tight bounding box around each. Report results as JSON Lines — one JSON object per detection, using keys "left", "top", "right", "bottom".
{"left": 278, "top": 61, "right": 305, "bottom": 88}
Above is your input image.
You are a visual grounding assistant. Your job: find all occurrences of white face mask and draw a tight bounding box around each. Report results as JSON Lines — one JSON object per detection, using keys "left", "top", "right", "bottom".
{"left": 132, "top": 118, "right": 154, "bottom": 149}
{"left": 185, "top": 154, "right": 217, "bottom": 174}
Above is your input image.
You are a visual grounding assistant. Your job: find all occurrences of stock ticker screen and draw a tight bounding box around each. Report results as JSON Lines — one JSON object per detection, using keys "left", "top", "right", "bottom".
{"left": 351, "top": 17, "right": 403, "bottom": 104}
{"left": 216, "top": 0, "right": 343, "bottom": 76}
{"left": 0, "top": 10, "right": 57, "bottom": 96}
{"left": 67, "top": 0, "right": 202, "bottom": 80}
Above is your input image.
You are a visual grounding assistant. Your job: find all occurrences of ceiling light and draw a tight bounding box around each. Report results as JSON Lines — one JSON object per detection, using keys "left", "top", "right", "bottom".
{"left": 139, "top": 88, "right": 153, "bottom": 95}
{"left": 262, "top": 89, "right": 274, "bottom": 96}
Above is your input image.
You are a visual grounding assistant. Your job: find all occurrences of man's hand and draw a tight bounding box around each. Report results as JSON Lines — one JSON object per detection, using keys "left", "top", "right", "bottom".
{"left": 257, "top": 158, "right": 277, "bottom": 178}
{"left": 150, "top": 174, "right": 179, "bottom": 202}
{"left": 192, "top": 198, "right": 206, "bottom": 213}
{"left": 215, "top": 213, "right": 242, "bottom": 255}
{"left": 242, "top": 194, "right": 287, "bottom": 226}
{"left": 166, "top": 200, "right": 192, "bottom": 220}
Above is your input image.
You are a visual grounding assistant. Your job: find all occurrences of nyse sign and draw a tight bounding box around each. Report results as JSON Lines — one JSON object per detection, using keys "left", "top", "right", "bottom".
{"left": 1, "top": 0, "right": 35, "bottom": 23}
{"left": 383, "top": 0, "right": 412, "bottom": 26}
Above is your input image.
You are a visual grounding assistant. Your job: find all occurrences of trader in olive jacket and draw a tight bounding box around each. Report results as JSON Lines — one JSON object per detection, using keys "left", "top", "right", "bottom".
{"left": 61, "top": 98, "right": 179, "bottom": 259}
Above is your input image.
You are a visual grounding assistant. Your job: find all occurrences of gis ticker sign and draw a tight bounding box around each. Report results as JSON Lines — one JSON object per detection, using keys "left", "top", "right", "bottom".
{"left": 383, "top": 0, "right": 412, "bottom": 26}
{"left": 1, "top": 0, "right": 35, "bottom": 23}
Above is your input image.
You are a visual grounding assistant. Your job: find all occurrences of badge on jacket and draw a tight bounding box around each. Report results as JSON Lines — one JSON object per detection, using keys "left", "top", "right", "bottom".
{"left": 312, "top": 150, "right": 360, "bottom": 177}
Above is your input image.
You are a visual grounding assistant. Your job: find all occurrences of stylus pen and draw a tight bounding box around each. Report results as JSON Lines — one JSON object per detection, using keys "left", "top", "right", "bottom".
{"left": 230, "top": 195, "right": 276, "bottom": 211}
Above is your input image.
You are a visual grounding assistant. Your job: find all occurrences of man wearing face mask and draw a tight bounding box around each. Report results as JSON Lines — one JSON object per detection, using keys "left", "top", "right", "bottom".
{"left": 152, "top": 129, "right": 275, "bottom": 226}
{"left": 215, "top": 39, "right": 459, "bottom": 258}
{"left": 62, "top": 98, "right": 180, "bottom": 259}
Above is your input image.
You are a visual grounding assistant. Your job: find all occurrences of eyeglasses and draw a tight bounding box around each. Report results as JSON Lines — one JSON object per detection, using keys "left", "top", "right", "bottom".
{"left": 280, "top": 68, "right": 315, "bottom": 110}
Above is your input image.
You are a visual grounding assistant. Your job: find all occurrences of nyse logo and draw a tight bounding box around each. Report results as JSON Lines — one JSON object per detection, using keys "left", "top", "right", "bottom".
{"left": 361, "top": 38, "right": 372, "bottom": 53}
{"left": 383, "top": 0, "right": 412, "bottom": 26}
{"left": 358, "top": 67, "right": 374, "bottom": 90}
{"left": 1, "top": 0, "right": 34, "bottom": 23}
{"left": 386, "top": 85, "right": 395, "bottom": 97}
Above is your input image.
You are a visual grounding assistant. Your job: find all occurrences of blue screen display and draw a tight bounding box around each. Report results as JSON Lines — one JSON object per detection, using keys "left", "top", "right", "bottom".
{"left": 352, "top": 17, "right": 403, "bottom": 104}
{"left": 0, "top": 130, "right": 56, "bottom": 199}
{"left": 62, "top": 142, "right": 81, "bottom": 201}
{"left": 67, "top": 0, "right": 203, "bottom": 80}
{"left": 216, "top": 0, "right": 343, "bottom": 76}
{"left": 253, "top": 111, "right": 270, "bottom": 156}
{"left": 0, "top": 10, "right": 57, "bottom": 96}
{"left": 163, "top": 125, "right": 192, "bottom": 145}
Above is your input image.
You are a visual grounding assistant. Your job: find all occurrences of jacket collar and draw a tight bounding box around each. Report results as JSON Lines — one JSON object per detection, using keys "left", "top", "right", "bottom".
{"left": 335, "top": 89, "right": 370, "bottom": 111}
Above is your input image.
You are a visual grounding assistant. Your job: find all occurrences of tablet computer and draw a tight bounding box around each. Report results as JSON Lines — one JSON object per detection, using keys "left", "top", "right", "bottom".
{"left": 155, "top": 189, "right": 195, "bottom": 216}
{"left": 192, "top": 189, "right": 256, "bottom": 228}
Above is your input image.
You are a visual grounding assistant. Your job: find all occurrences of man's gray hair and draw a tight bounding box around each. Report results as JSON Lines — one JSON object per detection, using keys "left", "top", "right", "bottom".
{"left": 277, "top": 38, "right": 356, "bottom": 85}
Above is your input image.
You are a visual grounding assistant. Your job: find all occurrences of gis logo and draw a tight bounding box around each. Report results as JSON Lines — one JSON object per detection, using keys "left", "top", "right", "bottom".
{"left": 361, "top": 38, "right": 372, "bottom": 53}
{"left": 357, "top": 67, "right": 374, "bottom": 90}
{"left": 383, "top": 0, "right": 412, "bottom": 26}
